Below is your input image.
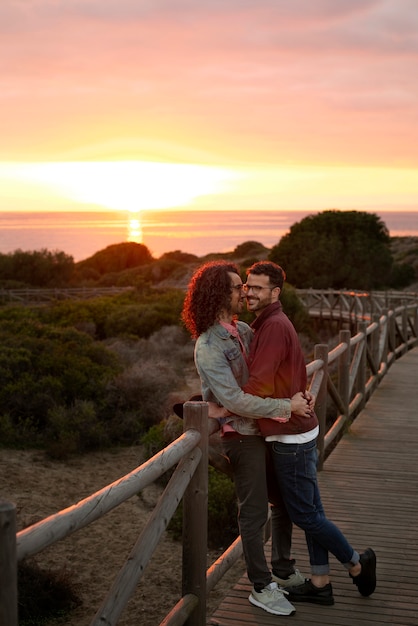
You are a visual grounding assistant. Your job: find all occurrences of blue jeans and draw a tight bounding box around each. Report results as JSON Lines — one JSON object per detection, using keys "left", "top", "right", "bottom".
{"left": 222, "top": 435, "right": 296, "bottom": 589}
{"left": 269, "top": 438, "right": 359, "bottom": 576}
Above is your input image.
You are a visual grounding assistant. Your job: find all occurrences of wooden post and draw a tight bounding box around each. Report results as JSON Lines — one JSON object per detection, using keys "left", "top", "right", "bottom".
{"left": 357, "top": 321, "right": 367, "bottom": 409}
{"left": 0, "top": 500, "right": 18, "bottom": 626}
{"left": 401, "top": 300, "right": 408, "bottom": 354}
{"left": 314, "top": 344, "right": 329, "bottom": 470}
{"left": 381, "top": 309, "right": 389, "bottom": 369}
{"left": 338, "top": 329, "right": 351, "bottom": 419}
{"left": 389, "top": 309, "right": 396, "bottom": 356}
{"left": 371, "top": 313, "right": 380, "bottom": 375}
{"left": 413, "top": 305, "right": 418, "bottom": 347}
{"left": 182, "top": 401, "right": 209, "bottom": 626}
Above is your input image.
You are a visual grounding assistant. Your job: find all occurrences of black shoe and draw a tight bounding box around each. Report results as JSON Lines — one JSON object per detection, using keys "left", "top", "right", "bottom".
{"left": 287, "top": 579, "right": 334, "bottom": 606}
{"left": 350, "top": 548, "right": 376, "bottom": 597}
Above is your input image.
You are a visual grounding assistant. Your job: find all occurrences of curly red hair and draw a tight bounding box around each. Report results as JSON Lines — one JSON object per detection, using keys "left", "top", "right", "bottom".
{"left": 182, "top": 260, "right": 240, "bottom": 338}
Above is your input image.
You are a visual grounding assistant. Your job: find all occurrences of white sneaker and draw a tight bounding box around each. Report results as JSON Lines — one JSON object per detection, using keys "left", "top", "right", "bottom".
{"left": 249, "top": 582, "right": 296, "bottom": 616}
{"left": 272, "top": 568, "right": 305, "bottom": 588}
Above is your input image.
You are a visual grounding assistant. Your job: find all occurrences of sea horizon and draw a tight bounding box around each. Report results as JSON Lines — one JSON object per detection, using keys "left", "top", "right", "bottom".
{"left": 1, "top": 209, "right": 417, "bottom": 262}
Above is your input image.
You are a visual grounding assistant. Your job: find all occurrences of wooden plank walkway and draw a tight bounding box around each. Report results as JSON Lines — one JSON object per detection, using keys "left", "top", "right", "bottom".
{"left": 208, "top": 347, "right": 418, "bottom": 626}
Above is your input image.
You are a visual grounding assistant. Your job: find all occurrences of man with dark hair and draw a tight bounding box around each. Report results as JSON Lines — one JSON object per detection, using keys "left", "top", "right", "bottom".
{"left": 182, "top": 260, "right": 312, "bottom": 617}
{"left": 242, "top": 260, "right": 377, "bottom": 606}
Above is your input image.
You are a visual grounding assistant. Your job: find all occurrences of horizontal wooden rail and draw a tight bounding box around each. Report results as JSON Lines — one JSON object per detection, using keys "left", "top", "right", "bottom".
{"left": 17, "top": 429, "right": 201, "bottom": 561}
{"left": 0, "top": 286, "right": 134, "bottom": 303}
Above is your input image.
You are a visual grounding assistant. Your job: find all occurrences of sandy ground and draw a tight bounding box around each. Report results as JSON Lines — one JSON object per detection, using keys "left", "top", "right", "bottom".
{"left": 0, "top": 446, "right": 245, "bottom": 626}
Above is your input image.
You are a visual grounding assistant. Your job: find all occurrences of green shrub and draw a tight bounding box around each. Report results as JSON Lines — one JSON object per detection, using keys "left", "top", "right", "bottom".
{"left": 44, "top": 401, "right": 108, "bottom": 459}
{"left": 0, "top": 413, "right": 39, "bottom": 448}
{"left": 140, "top": 420, "right": 238, "bottom": 549}
{"left": 0, "top": 316, "right": 120, "bottom": 449}
{"left": 160, "top": 250, "right": 199, "bottom": 264}
{"left": 103, "top": 359, "right": 181, "bottom": 438}
{"left": 232, "top": 241, "right": 269, "bottom": 259}
{"left": 269, "top": 210, "right": 393, "bottom": 289}
{"left": 75, "top": 242, "right": 153, "bottom": 276}
{"left": 389, "top": 262, "right": 416, "bottom": 288}
{"left": 0, "top": 249, "right": 74, "bottom": 287}
{"left": 141, "top": 421, "right": 168, "bottom": 458}
{"left": 40, "top": 288, "right": 186, "bottom": 340}
{"left": 18, "top": 559, "right": 81, "bottom": 625}
{"left": 168, "top": 466, "right": 238, "bottom": 549}
{"left": 0, "top": 291, "right": 193, "bottom": 454}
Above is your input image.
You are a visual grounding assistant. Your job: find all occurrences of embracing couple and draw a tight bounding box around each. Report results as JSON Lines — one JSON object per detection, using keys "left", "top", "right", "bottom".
{"left": 179, "top": 259, "right": 376, "bottom": 617}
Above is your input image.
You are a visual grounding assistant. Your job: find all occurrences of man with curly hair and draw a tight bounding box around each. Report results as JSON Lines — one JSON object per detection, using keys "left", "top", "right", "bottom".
{"left": 182, "top": 260, "right": 313, "bottom": 617}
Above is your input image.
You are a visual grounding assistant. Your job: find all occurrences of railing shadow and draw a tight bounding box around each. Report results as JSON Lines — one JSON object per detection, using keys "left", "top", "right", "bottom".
{"left": 1, "top": 290, "right": 417, "bottom": 625}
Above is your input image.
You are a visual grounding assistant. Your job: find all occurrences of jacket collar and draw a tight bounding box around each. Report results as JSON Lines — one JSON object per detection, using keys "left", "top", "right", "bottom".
{"left": 210, "top": 321, "right": 234, "bottom": 340}
{"left": 251, "top": 301, "right": 282, "bottom": 331}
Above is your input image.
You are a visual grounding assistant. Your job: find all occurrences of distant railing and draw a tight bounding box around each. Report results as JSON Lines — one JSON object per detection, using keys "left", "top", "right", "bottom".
{"left": 296, "top": 288, "right": 418, "bottom": 328}
{"left": 0, "top": 287, "right": 133, "bottom": 303}
{"left": 297, "top": 290, "right": 418, "bottom": 467}
{"left": 1, "top": 290, "right": 417, "bottom": 625}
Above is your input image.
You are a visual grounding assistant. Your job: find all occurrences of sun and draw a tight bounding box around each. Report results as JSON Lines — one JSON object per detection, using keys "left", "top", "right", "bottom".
{"left": 4, "top": 161, "right": 238, "bottom": 213}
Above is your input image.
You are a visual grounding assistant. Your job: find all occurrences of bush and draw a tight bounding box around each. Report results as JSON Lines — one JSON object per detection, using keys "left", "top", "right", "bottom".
{"left": 75, "top": 242, "right": 153, "bottom": 276}
{"left": 389, "top": 262, "right": 416, "bottom": 288}
{"left": 0, "top": 314, "right": 120, "bottom": 449}
{"left": 141, "top": 421, "right": 168, "bottom": 458}
{"left": 0, "top": 249, "right": 74, "bottom": 287}
{"left": 18, "top": 559, "right": 81, "bottom": 625}
{"left": 232, "top": 241, "right": 269, "bottom": 260}
{"left": 269, "top": 210, "right": 393, "bottom": 289}
{"left": 40, "top": 288, "right": 186, "bottom": 340}
{"left": 160, "top": 250, "right": 199, "bottom": 264}
{"left": 44, "top": 401, "right": 108, "bottom": 459}
{"left": 140, "top": 419, "right": 238, "bottom": 549}
{"left": 168, "top": 466, "right": 238, "bottom": 549}
{"left": 0, "top": 413, "right": 38, "bottom": 448}
{"left": 0, "top": 296, "right": 194, "bottom": 454}
{"left": 103, "top": 359, "right": 181, "bottom": 438}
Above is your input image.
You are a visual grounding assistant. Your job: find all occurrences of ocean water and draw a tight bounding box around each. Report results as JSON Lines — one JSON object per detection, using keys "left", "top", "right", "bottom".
{"left": 0, "top": 209, "right": 417, "bottom": 262}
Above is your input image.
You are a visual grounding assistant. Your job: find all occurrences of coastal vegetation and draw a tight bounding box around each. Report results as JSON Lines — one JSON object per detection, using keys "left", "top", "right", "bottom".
{"left": 0, "top": 210, "right": 417, "bottom": 458}
{"left": 2, "top": 209, "right": 417, "bottom": 624}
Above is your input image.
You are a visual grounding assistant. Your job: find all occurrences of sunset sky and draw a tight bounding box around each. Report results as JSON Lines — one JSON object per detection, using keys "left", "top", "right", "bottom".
{"left": 1, "top": 0, "right": 418, "bottom": 215}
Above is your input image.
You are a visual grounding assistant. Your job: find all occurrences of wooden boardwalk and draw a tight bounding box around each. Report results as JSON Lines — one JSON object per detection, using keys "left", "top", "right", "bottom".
{"left": 208, "top": 348, "right": 418, "bottom": 626}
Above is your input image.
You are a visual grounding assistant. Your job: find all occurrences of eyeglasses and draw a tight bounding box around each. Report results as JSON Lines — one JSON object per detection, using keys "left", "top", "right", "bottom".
{"left": 230, "top": 283, "right": 244, "bottom": 291}
{"left": 243, "top": 284, "right": 277, "bottom": 294}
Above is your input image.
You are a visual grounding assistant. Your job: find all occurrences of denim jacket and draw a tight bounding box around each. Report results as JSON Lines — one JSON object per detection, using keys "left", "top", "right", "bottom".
{"left": 194, "top": 321, "right": 291, "bottom": 436}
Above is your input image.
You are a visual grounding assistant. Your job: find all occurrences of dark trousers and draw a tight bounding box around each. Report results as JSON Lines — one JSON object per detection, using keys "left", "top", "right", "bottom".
{"left": 269, "top": 438, "right": 357, "bottom": 575}
{"left": 222, "top": 434, "right": 295, "bottom": 589}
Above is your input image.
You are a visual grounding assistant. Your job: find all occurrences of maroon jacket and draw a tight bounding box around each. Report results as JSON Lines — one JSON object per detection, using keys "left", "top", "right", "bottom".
{"left": 243, "top": 301, "right": 318, "bottom": 437}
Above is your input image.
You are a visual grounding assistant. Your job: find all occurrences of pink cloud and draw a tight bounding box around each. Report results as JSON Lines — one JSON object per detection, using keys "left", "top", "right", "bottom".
{"left": 0, "top": 0, "right": 417, "bottom": 167}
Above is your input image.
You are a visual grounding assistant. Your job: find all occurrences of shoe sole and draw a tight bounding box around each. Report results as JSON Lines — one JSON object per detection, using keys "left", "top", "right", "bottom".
{"left": 249, "top": 594, "right": 296, "bottom": 616}
{"left": 356, "top": 548, "right": 377, "bottom": 596}
{"left": 288, "top": 594, "right": 335, "bottom": 606}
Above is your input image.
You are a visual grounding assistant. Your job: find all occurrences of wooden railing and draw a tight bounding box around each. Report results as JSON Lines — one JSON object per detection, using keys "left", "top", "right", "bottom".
{"left": 0, "top": 405, "right": 214, "bottom": 626}
{"left": 0, "top": 287, "right": 133, "bottom": 303}
{"left": 1, "top": 290, "right": 417, "bottom": 625}
{"left": 296, "top": 289, "right": 418, "bottom": 467}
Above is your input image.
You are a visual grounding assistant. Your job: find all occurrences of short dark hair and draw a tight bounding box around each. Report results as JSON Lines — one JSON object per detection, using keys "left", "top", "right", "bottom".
{"left": 246, "top": 261, "right": 286, "bottom": 290}
{"left": 182, "top": 260, "right": 240, "bottom": 338}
